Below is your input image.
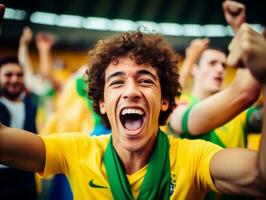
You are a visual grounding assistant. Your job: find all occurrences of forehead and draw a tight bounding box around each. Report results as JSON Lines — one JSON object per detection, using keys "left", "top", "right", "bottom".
{"left": 0, "top": 63, "right": 22, "bottom": 73}
{"left": 105, "top": 57, "right": 158, "bottom": 79}
{"left": 200, "top": 49, "right": 226, "bottom": 63}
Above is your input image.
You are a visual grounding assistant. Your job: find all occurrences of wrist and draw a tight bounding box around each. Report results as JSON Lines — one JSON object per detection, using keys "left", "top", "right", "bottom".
{"left": 38, "top": 49, "right": 50, "bottom": 54}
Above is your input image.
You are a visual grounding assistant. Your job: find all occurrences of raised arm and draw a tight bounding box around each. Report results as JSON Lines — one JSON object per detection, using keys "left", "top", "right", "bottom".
{"left": 168, "top": 0, "right": 258, "bottom": 136}
{"left": 0, "top": 123, "right": 45, "bottom": 172}
{"left": 18, "top": 26, "right": 34, "bottom": 74}
{"left": 210, "top": 24, "right": 266, "bottom": 198}
{"left": 179, "top": 38, "right": 209, "bottom": 89}
{"left": 169, "top": 66, "right": 260, "bottom": 135}
{"left": 35, "top": 32, "right": 55, "bottom": 79}
{"left": 223, "top": 0, "right": 245, "bottom": 34}
{"left": 0, "top": 10, "right": 45, "bottom": 172}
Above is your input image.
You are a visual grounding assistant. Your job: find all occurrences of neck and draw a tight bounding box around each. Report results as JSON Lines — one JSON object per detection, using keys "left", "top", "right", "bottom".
{"left": 113, "top": 131, "right": 158, "bottom": 175}
{"left": 120, "top": 150, "right": 151, "bottom": 175}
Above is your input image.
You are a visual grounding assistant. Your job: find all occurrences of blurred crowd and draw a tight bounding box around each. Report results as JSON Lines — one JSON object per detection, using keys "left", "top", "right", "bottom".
{"left": 0, "top": 1, "right": 265, "bottom": 200}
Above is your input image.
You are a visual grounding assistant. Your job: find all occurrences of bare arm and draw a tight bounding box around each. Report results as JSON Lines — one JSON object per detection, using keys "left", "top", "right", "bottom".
{"left": 210, "top": 148, "right": 264, "bottom": 197}
{"left": 210, "top": 24, "right": 266, "bottom": 198}
{"left": 35, "top": 32, "right": 55, "bottom": 79}
{"left": 168, "top": 0, "right": 257, "bottom": 136}
{"left": 179, "top": 38, "right": 209, "bottom": 89}
{"left": 18, "top": 26, "right": 34, "bottom": 74}
{"left": 0, "top": 123, "right": 45, "bottom": 172}
{"left": 169, "top": 65, "right": 260, "bottom": 135}
{"left": 210, "top": 83, "right": 266, "bottom": 198}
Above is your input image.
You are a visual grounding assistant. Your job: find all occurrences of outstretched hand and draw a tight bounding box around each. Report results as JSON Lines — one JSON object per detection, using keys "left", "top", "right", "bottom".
{"left": 223, "top": 0, "right": 246, "bottom": 33}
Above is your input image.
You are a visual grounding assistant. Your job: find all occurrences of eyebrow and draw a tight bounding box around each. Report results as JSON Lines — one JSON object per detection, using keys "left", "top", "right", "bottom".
{"left": 106, "top": 69, "right": 158, "bottom": 83}
{"left": 136, "top": 69, "right": 158, "bottom": 80}
{"left": 106, "top": 71, "right": 125, "bottom": 82}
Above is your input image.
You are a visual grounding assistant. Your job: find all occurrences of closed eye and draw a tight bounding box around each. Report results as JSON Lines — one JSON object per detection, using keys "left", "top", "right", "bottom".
{"left": 109, "top": 80, "right": 124, "bottom": 87}
{"left": 139, "top": 79, "right": 155, "bottom": 85}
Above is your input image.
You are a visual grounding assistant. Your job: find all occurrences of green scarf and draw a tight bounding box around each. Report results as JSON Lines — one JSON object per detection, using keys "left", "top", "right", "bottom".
{"left": 104, "top": 130, "right": 170, "bottom": 200}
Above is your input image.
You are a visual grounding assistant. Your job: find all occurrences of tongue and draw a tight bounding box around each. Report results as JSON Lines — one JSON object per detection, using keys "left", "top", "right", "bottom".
{"left": 124, "top": 118, "right": 143, "bottom": 131}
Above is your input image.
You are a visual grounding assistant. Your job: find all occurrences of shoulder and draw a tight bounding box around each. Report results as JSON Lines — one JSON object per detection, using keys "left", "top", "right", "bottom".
{"left": 24, "top": 93, "right": 39, "bottom": 108}
{"left": 41, "top": 132, "right": 111, "bottom": 151}
{"left": 168, "top": 135, "right": 222, "bottom": 160}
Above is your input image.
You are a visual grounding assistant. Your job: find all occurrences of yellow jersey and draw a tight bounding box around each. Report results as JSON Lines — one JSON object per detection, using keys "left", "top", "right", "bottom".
{"left": 39, "top": 133, "right": 222, "bottom": 200}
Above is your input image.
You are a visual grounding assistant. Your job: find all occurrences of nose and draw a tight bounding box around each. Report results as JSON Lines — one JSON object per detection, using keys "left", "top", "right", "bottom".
{"left": 122, "top": 79, "right": 141, "bottom": 100}
{"left": 215, "top": 63, "right": 225, "bottom": 73}
{"left": 10, "top": 74, "right": 21, "bottom": 82}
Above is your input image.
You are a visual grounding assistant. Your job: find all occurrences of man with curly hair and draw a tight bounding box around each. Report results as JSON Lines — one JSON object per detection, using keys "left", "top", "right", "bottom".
{"left": 0, "top": 29, "right": 266, "bottom": 200}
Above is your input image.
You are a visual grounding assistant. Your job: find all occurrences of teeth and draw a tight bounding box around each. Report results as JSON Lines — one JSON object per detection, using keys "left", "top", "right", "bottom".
{"left": 121, "top": 108, "right": 144, "bottom": 115}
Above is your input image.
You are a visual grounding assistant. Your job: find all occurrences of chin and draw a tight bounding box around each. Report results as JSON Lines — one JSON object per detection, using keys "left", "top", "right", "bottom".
{"left": 121, "top": 136, "right": 147, "bottom": 152}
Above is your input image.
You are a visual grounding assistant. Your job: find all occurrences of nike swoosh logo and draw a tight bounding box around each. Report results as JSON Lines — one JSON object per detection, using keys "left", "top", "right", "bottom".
{"left": 88, "top": 179, "right": 108, "bottom": 189}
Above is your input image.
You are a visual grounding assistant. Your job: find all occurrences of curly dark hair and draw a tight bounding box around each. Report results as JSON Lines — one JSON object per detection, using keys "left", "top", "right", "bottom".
{"left": 86, "top": 30, "right": 181, "bottom": 128}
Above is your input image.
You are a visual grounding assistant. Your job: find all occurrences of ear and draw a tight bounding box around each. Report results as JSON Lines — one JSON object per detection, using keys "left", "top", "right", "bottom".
{"left": 99, "top": 99, "right": 106, "bottom": 114}
{"left": 190, "top": 64, "right": 197, "bottom": 77}
{"left": 161, "top": 98, "right": 169, "bottom": 112}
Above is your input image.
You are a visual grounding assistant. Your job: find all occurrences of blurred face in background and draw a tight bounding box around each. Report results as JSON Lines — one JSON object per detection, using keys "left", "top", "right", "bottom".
{"left": 194, "top": 49, "right": 226, "bottom": 95}
{"left": 0, "top": 63, "right": 25, "bottom": 100}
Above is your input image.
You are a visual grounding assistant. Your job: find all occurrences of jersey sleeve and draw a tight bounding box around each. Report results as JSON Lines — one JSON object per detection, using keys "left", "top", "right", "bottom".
{"left": 38, "top": 133, "right": 89, "bottom": 177}
{"left": 172, "top": 137, "right": 223, "bottom": 192}
{"left": 194, "top": 140, "right": 223, "bottom": 192}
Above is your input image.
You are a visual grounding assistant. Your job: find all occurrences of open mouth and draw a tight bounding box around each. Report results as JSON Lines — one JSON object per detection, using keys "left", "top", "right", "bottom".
{"left": 120, "top": 108, "right": 145, "bottom": 131}
{"left": 214, "top": 77, "right": 223, "bottom": 83}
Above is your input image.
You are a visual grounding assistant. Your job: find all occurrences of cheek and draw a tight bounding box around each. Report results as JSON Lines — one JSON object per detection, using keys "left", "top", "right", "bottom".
{"left": 103, "top": 88, "right": 121, "bottom": 116}
{"left": 202, "top": 69, "right": 211, "bottom": 77}
{"left": 1, "top": 79, "right": 9, "bottom": 86}
{"left": 148, "top": 93, "right": 162, "bottom": 112}
{"left": 202, "top": 71, "right": 212, "bottom": 82}
{"left": 104, "top": 90, "right": 117, "bottom": 107}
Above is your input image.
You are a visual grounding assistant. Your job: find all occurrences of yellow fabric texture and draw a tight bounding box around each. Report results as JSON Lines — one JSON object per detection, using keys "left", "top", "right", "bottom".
{"left": 41, "top": 78, "right": 95, "bottom": 134}
{"left": 248, "top": 134, "right": 261, "bottom": 150}
{"left": 39, "top": 133, "right": 222, "bottom": 200}
{"left": 214, "top": 112, "right": 247, "bottom": 148}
